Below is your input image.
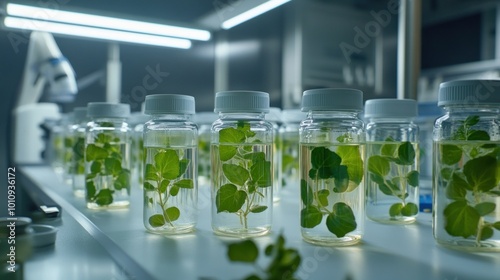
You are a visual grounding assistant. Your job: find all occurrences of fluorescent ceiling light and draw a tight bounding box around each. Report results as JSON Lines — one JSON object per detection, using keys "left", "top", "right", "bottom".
{"left": 6, "top": 3, "right": 211, "bottom": 41}
{"left": 221, "top": 0, "right": 291, "bottom": 29}
{"left": 4, "top": 17, "right": 192, "bottom": 49}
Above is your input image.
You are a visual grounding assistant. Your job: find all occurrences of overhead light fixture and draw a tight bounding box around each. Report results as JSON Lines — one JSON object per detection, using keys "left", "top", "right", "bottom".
{"left": 6, "top": 3, "right": 211, "bottom": 41}
{"left": 4, "top": 17, "right": 192, "bottom": 49}
{"left": 221, "top": 0, "right": 291, "bottom": 30}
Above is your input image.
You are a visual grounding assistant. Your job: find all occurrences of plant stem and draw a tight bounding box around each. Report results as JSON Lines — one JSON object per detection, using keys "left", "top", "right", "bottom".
{"left": 475, "top": 217, "right": 485, "bottom": 247}
{"left": 157, "top": 179, "right": 174, "bottom": 227}
{"left": 396, "top": 165, "right": 407, "bottom": 206}
{"left": 314, "top": 175, "right": 332, "bottom": 215}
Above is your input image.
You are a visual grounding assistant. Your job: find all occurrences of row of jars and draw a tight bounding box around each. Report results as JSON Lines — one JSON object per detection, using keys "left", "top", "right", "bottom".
{"left": 52, "top": 79, "right": 500, "bottom": 251}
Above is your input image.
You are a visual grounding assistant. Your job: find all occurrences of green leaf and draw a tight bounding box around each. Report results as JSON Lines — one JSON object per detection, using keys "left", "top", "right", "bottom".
{"left": 179, "top": 159, "right": 189, "bottom": 176}
{"left": 370, "top": 173, "right": 385, "bottom": 185}
{"left": 250, "top": 160, "right": 272, "bottom": 187}
{"left": 155, "top": 149, "right": 180, "bottom": 180}
{"left": 114, "top": 169, "right": 130, "bottom": 190}
{"left": 300, "top": 179, "right": 313, "bottom": 206}
{"left": 149, "top": 214, "right": 165, "bottom": 227}
{"left": 326, "top": 202, "right": 357, "bottom": 238}
{"left": 475, "top": 202, "right": 496, "bottom": 216}
{"left": 104, "top": 158, "right": 122, "bottom": 176}
{"left": 467, "top": 130, "right": 490, "bottom": 141}
{"left": 389, "top": 203, "right": 403, "bottom": 217}
{"left": 332, "top": 165, "right": 349, "bottom": 193}
{"left": 144, "top": 164, "right": 159, "bottom": 181}
{"left": 440, "top": 167, "right": 454, "bottom": 180}
{"left": 464, "top": 115, "right": 480, "bottom": 127}
{"left": 378, "top": 182, "right": 394, "bottom": 196}
{"left": 223, "top": 164, "right": 250, "bottom": 186}
{"left": 401, "top": 203, "right": 419, "bottom": 216}
{"left": 300, "top": 206, "right": 323, "bottom": 228}
{"left": 311, "top": 147, "right": 341, "bottom": 170}
{"left": 220, "top": 127, "right": 246, "bottom": 144}
{"left": 219, "top": 145, "right": 237, "bottom": 161}
{"left": 227, "top": 239, "right": 258, "bottom": 263}
{"left": 368, "top": 155, "right": 390, "bottom": 177}
{"left": 73, "top": 137, "right": 85, "bottom": 159}
{"left": 170, "top": 185, "right": 179, "bottom": 196}
{"left": 95, "top": 189, "right": 113, "bottom": 206}
{"left": 165, "top": 207, "right": 180, "bottom": 222}
{"left": 463, "top": 156, "right": 497, "bottom": 192}
{"left": 381, "top": 139, "right": 397, "bottom": 157}
{"left": 216, "top": 184, "right": 247, "bottom": 213}
{"left": 443, "top": 200, "right": 480, "bottom": 238}
{"left": 250, "top": 205, "right": 268, "bottom": 213}
{"left": 86, "top": 144, "right": 108, "bottom": 161}
{"left": 479, "top": 226, "right": 494, "bottom": 240}
{"left": 441, "top": 145, "right": 462, "bottom": 165}
{"left": 236, "top": 121, "right": 256, "bottom": 138}
{"left": 397, "top": 142, "right": 415, "bottom": 165}
{"left": 337, "top": 145, "right": 364, "bottom": 185}
{"left": 316, "top": 189, "right": 330, "bottom": 207}
{"left": 243, "top": 152, "right": 266, "bottom": 162}
{"left": 143, "top": 182, "right": 156, "bottom": 191}
{"left": 493, "top": 222, "right": 500, "bottom": 230}
{"left": 86, "top": 180, "right": 96, "bottom": 200}
{"left": 406, "top": 170, "right": 419, "bottom": 187}
{"left": 95, "top": 133, "right": 114, "bottom": 144}
{"left": 90, "top": 161, "right": 101, "bottom": 174}
{"left": 174, "top": 179, "right": 194, "bottom": 189}
{"left": 159, "top": 180, "right": 170, "bottom": 193}
{"left": 445, "top": 179, "right": 467, "bottom": 200}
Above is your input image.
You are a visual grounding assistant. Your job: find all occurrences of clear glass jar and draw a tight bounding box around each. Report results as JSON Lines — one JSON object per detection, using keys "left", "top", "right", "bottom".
{"left": 211, "top": 91, "right": 274, "bottom": 237}
{"left": 193, "top": 112, "right": 218, "bottom": 187}
{"left": 365, "top": 99, "right": 419, "bottom": 224}
{"left": 280, "top": 109, "right": 306, "bottom": 189}
{"left": 70, "top": 107, "right": 88, "bottom": 197}
{"left": 433, "top": 80, "right": 500, "bottom": 251}
{"left": 299, "top": 88, "right": 365, "bottom": 246}
{"left": 61, "top": 113, "right": 76, "bottom": 184}
{"left": 85, "top": 103, "right": 131, "bottom": 209}
{"left": 267, "top": 107, "right": 282, "bottom": 202}
{"left": 143, "top": 94, "right": 198, "bottom": 234}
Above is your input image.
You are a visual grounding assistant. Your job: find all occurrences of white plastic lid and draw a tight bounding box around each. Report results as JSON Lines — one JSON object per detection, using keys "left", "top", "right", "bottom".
{"left": 438, "top": 79, "right": 500, "bottom": 107}
{"left": 364, "top": 99, "right": 417, "bottom": 118}
{"left": 301, "top": 88, "right": 363, "bottom": 112}
{"left": 281, "top": 109, "right": 307, "bottom": 123}
{"left": 214, "top": 91, "right": 270, "bottom": 113}
{"left": 144, "top": 94, "right": 195, "bottom": 115}
{"left": 87, "top": 102, "right": 130, "bottom": 119}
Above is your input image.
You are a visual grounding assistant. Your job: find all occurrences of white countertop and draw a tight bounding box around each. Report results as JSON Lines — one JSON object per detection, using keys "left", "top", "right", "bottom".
{"left": 21, "top": 166, "right": 500, "bottom": 280}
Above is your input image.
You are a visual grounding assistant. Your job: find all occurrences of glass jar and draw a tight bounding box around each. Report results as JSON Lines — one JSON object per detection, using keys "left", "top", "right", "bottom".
{"left": 193, "top": 112, "right": 218, "bottom": 187}
{"left": 365, "top": 99, "right": 419, "bottom": 224}
{"left": 70, "top": 107, "right": 88, "bottom": 197}
{"left": 280, "top": 109, "right": 306, "bottom": 189}
{"left": 433, "top": 79, "right": 500, "bottom": 251}
{"left": 267, "top": 107, "right": 282, "bottom": 202}
{"left": 85, "top": 103, "right": 131, "bottom": 209}
{"left": 143, "top": 94, "right": 198, "bottom": 234}
{"left": 299, "top": 88, "right": 365, "bottom": 246}
{"left": 129, "top": 112, "right": 150, "bottom": 188}
{"left": 211, "top": 91, "right": 274, "bottom": 237}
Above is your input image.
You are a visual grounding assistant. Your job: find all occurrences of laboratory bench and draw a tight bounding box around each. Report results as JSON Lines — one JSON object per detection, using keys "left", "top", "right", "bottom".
{"left": 18, "top": 166, "right": 500, "bottom": 280}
